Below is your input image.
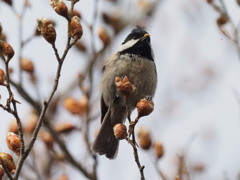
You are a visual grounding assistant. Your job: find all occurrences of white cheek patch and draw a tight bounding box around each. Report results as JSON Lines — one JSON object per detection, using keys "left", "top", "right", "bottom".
{"left": 119, "top": 39, "right": 139, "bottom": 52}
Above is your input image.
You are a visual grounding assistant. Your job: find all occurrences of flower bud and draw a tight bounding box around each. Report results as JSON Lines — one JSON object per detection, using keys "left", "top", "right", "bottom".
{"left": 0, "top": 152, "right": 16, "bottom": 173}
{"left": 20, "top": 58, "right": 34, "bottom": 73}
{"left": 206, "top": 0, "right": 213, "bottom": 3}
{"left": 153, "top": 141, "right": 164, "bottom": 159}
{"left": 24, "top": 113, "right": 38, "bottom": 134}
{"left": 54, "top": 122, "right": 76, "bottom": 134}
{"left": 2, "top": 0, "right": 12, "bottom": 6}
{"left": 70, "top": 16, "right": 83, "bottom": 40}
{"left": 98, "top": 27, "right": 111, "bottom": 47}
{"left": 137, "top": 127, "right": 152, "bottom": 150}
{"left": 0, "top": 166, "right": 4, "bottom": 179}
{"left": 175, "top": 175, "right": 181, "bottom": 180}
{"left": 37, "top": 18, "right": 56, "bottom": 44}
{"left": 217, "top": 14, "right": 228, "bottom": 26}
{"left": 40, "top": 131, "right": 54, "bottom": 149}
{"left": 8, "top": 120, "right": 18, "bottom": 134}
{"left": 113, "top": 123, "right": 127, "bottom": 140}
{"left": 237, "top": 0, "right": 240, "bottom": 6}
{"left": 74, "top": 41, "right": 87, "bottom": 52}
{"left": 115, "top": 76, "right": 136, "bottom": 96}
{"left": 0, "top": 41, "right": 14, "bottom": 61}
{"left": 0, "top": 69, "right": 5, "bottom": 85}
{"left": 55, "top": 152, "right": 65, "bottom": 161}
{"left": 102, "top": 12, "right": 124, "bottom": 34}
{"left": 50, "top": 0, "right": 68, "bottom": 18}
{"left": 57, "top": 174, "right": 69, "bottom": 180}
{"left": 63, "top": 96, "right": 87, "bottom": 115}
{"left": 136, "top": 98, "right": 154, "bottom": 117}
{"left": 6, "top": 132, "right": 20, "bottom": 156}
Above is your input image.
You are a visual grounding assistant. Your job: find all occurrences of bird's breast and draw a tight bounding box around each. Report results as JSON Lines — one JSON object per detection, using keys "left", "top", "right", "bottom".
{"left": 101, "top": 54, "right": 157, "bottom": 109}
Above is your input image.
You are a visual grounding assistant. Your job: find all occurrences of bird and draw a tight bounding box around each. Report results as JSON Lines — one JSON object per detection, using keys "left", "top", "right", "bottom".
{"left": 92, "top": 26, "right": 157, "bottom": 159}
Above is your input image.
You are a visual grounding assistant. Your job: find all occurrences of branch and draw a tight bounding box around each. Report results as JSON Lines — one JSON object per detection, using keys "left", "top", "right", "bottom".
{"left": 128, "top": 116, "right": 145, "bottom": 180}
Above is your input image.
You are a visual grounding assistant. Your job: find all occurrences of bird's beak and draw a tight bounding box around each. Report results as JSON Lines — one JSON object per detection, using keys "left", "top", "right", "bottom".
{"left": 144, "top": 33, "right": 150, "bottom": 38}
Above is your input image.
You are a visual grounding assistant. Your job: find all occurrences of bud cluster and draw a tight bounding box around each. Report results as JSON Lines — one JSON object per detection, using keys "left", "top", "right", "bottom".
{"left": 113, "top": 123, "right": 127, "bottom": 140}
{"left": 98, "top": 27, "right": 111, "bottom": 47}
{"left": 70, "top": 16, "right": 83, "bottom": 40}
{"left": 54, "top": 122, "right": 76, "bottom": 134}
{"left": 137, "top": 127, "right": 164, "bottom": 159}
{"left": 6, "top": 132, "right": 21, "bottom": 156}
{"left": 20, "top": 58, "right": 34, "bottom": 73}
{"left": 0, "top": 41, "right": 15, "bottom": 61}
{"left": 115, "top": 76, "right": 136, "bottom": 96}
{"left": 137, "top": 127, "right": 152, "bottom": 150}
{"left": 40, "top": 131, "right": 54, "bottom": 149}
{"left": 24, "top": 113, "right": 38, "bottom": 134}
{"left": 0, "top": 69, "right": 5, "bottom": 85}
{"left": 63, "top": 96, "right": 88, "bottom": 115}
{"left": 216, "top": 14, "right": 228, "bottom": 26}
{"left": 0, "top": 152, "right": 16, "bottom": 174}
{"left": 136, "top": 98, "right": 154, "bottom": 118}
{"left": 50, "top": 0, "right": 68, "bottom": 18}
{"left": 37, "top": 18, "right": 56, "bottom": 44}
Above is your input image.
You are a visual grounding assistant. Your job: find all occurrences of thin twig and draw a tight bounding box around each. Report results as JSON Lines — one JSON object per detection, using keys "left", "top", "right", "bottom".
{"left": 128, "top": 116, "right": 145, "bottom": 180}
{"left": 131, "top": 129, "right": 145, "bottom": 180}
{"left": 153, "top": 159, "right": 166, "bottom": 180}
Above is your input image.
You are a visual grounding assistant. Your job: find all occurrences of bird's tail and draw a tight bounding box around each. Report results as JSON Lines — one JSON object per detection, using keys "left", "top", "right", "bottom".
{"left": 92, "top": 109, "right": 119, "bottom": 159}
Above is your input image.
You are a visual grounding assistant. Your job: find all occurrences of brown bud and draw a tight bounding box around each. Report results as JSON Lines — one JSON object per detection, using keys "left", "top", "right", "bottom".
{"left": 54, "top": 152, "right": 65, "bottom": 161}
{"left": 57, "top": 174, "right": 69, "bottom": 180}
{"left": 192, "top": 163, "right": 205, "bottom": 173}
{"left": 115, "top": 76, "right": 135, "bottom": 96}
{"left": 217, "top": 14, "right": 228, "bottom": 26}
{"left": 137, "top": 127, "right": 152, "bottom": 150}
{"left": 98, "top": 27, "right": 111, "bottom": 46}
{"left": 63, "top": 96, "right": 88, "bottom": 115}
{"left": 8, "top": 120, "right": 18, "bottom": 134}
{"left": 40, "top": 131, "right": 54, "bottom": 149}
{"left": 20, "top": 58, "right": 34, "bottom": 73}
{"left": 37, "top": 18, "right": 56, "bottom": 44}
{"left": 25, "top": 0, "right": 31, "bottom": 7}
{"left": 70, "top": 16, "right": 83, "bottom": 40}
{"left": 0, "top": 152, "right": 16, "bottom": 173}
{"left": 102, "top": 12, "right": 124, "bottom": 34}
{"left": 54, "top": 122, "right": 76, "bottom": 134}
{"left": 136, "top": 98, "right": 154, "bottom": 117}
{"left": 237, "top": 0, "right": 240, "bottom": 6}
{"left": 113, "top": 123, "right": 127, "bottom": 140}
{"left": 206, "top": 0, "right": 213, "bottom": 4}
{"left": 6, "top": 132, "right": 21, "bottom": 156}
{"left": 50, "top": 0, "right": 68, "bottom": 18}
{"left": 24, "top": 113, "right": 38, "bottom": 134}
{"left": 175, "top": 175, "right": 181, "bottom": 180}
{"left": 153, "top": 141, "right": 164, "bottom": 159}
{"left": 0, "top": 69, "right": 5, "bottom": 85}
{"left": 2, "top": 0, "right": 12, "bottom": 6}
{"left": 74, "top": 41, "right": 87, "bottom": 52}
{"left": 0, "top": 41, "right": 14, "bottom": 60}
{"left": 0, "top": 166, "right": 4, "bottom": 179}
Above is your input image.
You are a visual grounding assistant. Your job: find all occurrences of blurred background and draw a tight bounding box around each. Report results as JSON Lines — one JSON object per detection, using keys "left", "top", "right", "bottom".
{"left": 0, "top": 0, "right": 240, "bottom": 180}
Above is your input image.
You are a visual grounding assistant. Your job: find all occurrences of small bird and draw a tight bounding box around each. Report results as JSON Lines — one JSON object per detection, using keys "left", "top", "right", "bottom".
{"left": 92, "top": 26, "right": 157, "bottom": 159}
